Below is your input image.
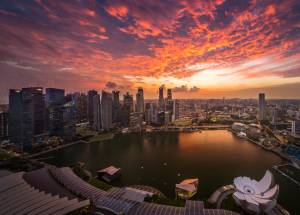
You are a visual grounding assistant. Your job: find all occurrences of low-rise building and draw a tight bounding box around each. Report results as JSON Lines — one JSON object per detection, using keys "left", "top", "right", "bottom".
{"left": 231, "top": 122, "right": 248, "bottom": 132}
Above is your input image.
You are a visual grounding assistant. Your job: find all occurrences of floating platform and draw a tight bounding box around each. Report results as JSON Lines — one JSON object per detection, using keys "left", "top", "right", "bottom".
{"left": 175, "top": 178, "right": 198, "bottom": 200}
{"left": 97, "top": 166, "right": 121, "bottom": 183}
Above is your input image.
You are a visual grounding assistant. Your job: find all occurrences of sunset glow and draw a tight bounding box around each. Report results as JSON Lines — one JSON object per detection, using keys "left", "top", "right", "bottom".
{"left": 0, "top": 0, "right": 300, "bottom": 101}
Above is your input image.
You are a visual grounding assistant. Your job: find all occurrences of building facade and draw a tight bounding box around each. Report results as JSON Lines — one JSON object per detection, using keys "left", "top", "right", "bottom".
{"left": 173, "top": 99, "right": 180, "bottom": 121}
{"left": 8, "top": 88, "right": 45, "bottom": 150}
{"left": 46, "top": 88, "right": 65, "bottom": 137}
{"left": 8, "top": 89, "right": 22, "bottom": 147}
{"left": 63, "top": 102, "right": 76, "bottom": 141}
{"left": 258, "top": 93, "right": 266, "bottom": 120}
{"left": 21, "top": 87, "right": 45, "bottom": 149}
{"left": 145, "top": 102, "right": 158, "bottom": 124}
{"left": 0, "top": 111, "right": 8, "bottom": 140}
{"left": 121, "top": 92, "right": 134, "bottom": 126}
{"left": 129, "top": 112, "right": 144, "bottom": 129}
{"left": 112, "top": 91, "right": 121, "bottom": 123}
{"left": 167, "top": 89, "right": 172, "bottom": 100}
{"left": 93, "top": 94, "right": 101, "bottom": 131}
{"left": 135, "top": 88, "right": 144, "bottom": 113}
{"left": 158, "top": 86, "right": 165, "bottom": 111}
{"left": 101, "top": 91, "right": 112, "bottom": 130}
{"left": 73, "top": 93, "right": 88, "bottom": 123}
{"left": 88, "top": 90, "right": 98, "bottom": 127}
{"left": 291, "top": 121, "right": 300, "bottom": 135}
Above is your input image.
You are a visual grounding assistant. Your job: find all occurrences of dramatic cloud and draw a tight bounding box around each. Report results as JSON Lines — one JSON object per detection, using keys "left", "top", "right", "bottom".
{"left": 0, "top": 0, "right": 300, "bottom": 102}
{"left": 105, "top": 81, "right": 117, "bottom": 89}
{"left": 173, "top": 85, "right": 200, "bottom": 93}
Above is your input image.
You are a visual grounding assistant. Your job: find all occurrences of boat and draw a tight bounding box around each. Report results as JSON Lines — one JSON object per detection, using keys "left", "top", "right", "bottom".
{"left": 237, "top": 131, "right": 247, "bottom": 138}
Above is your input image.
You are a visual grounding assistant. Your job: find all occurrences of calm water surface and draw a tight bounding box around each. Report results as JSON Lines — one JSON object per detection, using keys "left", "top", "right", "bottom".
{"left": 42, "top": 130, "right": 300, "bottom": 214}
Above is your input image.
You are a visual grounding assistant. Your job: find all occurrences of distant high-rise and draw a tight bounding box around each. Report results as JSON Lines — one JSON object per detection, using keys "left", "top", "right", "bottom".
{"left": 136, "top": 87, "right": 144, "bottom": 113}
{"left": 166, "top": 95, "right": 174, "bottom": 115}
{"left": 167, "top": 89, "right": 172, "bottom": 100}
{"left": 93, "top": 94, "right": 101, "bottom": 131}
{"left": 0, "top": 111, "right": 8, "bottom": 140}
{"left": 258, "top": 93, "right": 266, "bottom": 120}
{"left": 88, "top": 90, "right": 98, "bottom": 126}
{"left": 121, "top": 92, "right": 134, "bottom": 126}
{"left": 145, "top": 102, "right": 158, "bottom": 124}
{"left": 101, "top": 91, "right": 112, "bottom": 130}
{"left": 112, "top": 91, "right": 121, "bottom": 123}
{"left": 291, "top": 121, "right": 300, "bottom": 135}
{"left": 8, "top": 89, "right": 22, "bottom": 148}
{"left": 159, "top": 86, "right": 165, "bottom": 111}
{"left": 123, "top": 92, "right": 134, "bottom": 112}
{"left": 46, "top": 88, "right": 65, "bottom": 137}
{"left": 73, "top": 93, "right": 88, "bottom": 123}
{"left": 172, "top": 99, "right": 180, "bottom": 121}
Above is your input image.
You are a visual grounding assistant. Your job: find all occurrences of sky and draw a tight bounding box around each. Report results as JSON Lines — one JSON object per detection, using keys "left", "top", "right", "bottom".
{"left": 0, "top": 0, "right": 300, "bottom": 102}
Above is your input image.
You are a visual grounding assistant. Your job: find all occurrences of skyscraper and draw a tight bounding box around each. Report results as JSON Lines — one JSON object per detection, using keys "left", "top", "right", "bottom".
{"left": 8, "top": 89, "right": 22, "bottom": 148}
{"left": 158, "top": 86, "right": 165, "bottom": 111}
{"left": 63, "top": 101, "right": 76, "bottom": 141}
{"left": 136, "top": 87, "right": 144, "bottom": 113}
{"left": 21, "top": 87, "right": 45, "bottom": 149}
{"left": 166, "top": 89, "right": 174, "bottom": 116}
{"left": 258, "top": 93, "right": 266, "bottom": 120}
{"left": 145, "top": 102, "right": 158, "bottom": 124}
{"left": 101, "top": 91, "right": 112, "bottom": 130}
{"left": 46, "top": 88, "right": 65, "bottom": 137}
{"left": 123, "top": 92, "right": 134, "bottom": 112}
{"left": 93, "top": 94, "right": 101, "bottom": 131}
{"left": 172, "top": 99, "right": 180, "bottom": 121}
{"left": 167, "top": 89, "right": 172, "bottom": 100}
{"left": 112, "top": 91, "right": 121, "bottom": 123}
{"left": 88, "top": 90, "right": 98, "bottom": 127}
{"left": 121, "top": 92, "right": 134, "bottom": 126}
{"left": 74, "top": 93, "right": 88, "bottom": 123}
{"left": 9, "top": 87, "right": 45, "bottom": 150}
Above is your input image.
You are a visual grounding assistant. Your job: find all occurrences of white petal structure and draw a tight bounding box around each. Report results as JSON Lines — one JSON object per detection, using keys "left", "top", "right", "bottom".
{"left": 233, "top": 170, "right": 279, "bottom": 213}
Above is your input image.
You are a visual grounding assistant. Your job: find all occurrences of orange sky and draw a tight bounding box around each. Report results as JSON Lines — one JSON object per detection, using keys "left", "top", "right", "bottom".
{"left": 0, "top": 0, "right": 300, "bottom": 102}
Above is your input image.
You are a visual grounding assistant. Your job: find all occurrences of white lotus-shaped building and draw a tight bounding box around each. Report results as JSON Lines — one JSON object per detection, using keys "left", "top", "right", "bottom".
{"left": 233, "top": 170, "right": 279, "bottom": 213}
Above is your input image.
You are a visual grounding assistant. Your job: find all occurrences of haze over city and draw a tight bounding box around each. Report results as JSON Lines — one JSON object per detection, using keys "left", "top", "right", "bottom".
{"left": 0, "top": 0, "right": 300, "bottom": 103}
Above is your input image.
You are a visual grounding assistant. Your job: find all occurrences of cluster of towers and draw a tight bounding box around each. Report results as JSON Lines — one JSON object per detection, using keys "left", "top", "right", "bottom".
{"left": 6, "top": 85, "right": 181, "bottom": 151}
{"left": 8, "top": 87, "right": 75, "bottom": 151}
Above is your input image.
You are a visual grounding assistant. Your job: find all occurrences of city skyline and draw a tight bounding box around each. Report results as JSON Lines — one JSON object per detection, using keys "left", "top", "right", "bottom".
{"left": 1, "top": 0, "right": 300, "bottom": 103}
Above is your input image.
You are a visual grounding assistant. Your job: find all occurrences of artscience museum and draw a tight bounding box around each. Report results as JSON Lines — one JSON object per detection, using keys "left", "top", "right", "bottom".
{"left": 233, "top": 170, "right": 279, "bottom": 214}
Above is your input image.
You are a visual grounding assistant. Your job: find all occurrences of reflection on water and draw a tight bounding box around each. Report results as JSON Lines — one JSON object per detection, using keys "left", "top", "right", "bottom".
{"left": 42, "top": 130, "right": 299, "bottom": 214}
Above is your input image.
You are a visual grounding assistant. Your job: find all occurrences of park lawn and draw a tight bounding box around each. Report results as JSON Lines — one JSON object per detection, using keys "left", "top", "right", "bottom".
{"left": 89, "top": 133, "right": 114, "bottom": 143}
{"left": 0, "top": 150, "right": 11, "bottom": 161}
{"left": 89, "top": 178, "right": 113, "bottom": 191}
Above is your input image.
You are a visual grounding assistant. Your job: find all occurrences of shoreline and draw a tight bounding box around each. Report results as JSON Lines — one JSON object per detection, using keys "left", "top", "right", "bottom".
{"left": 229, "top": 129, "right": 291, "bottom": 162}
{"left": 26, "top": 132, "right": 115, "bottom": 158}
